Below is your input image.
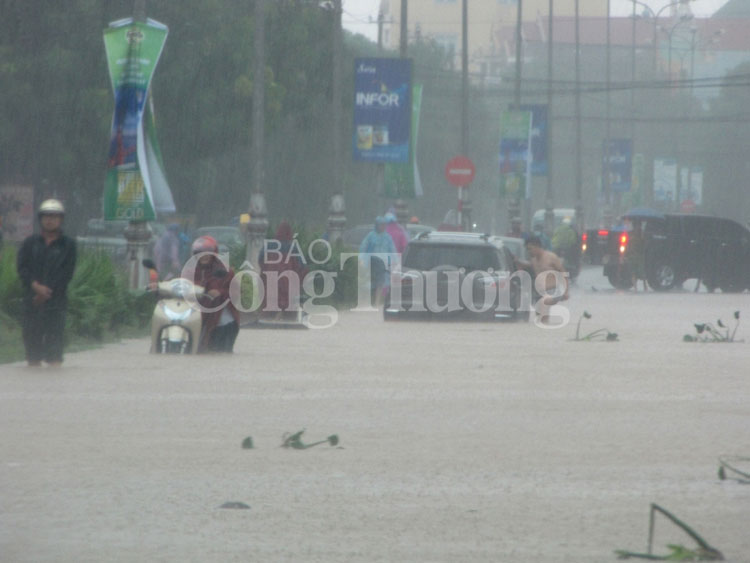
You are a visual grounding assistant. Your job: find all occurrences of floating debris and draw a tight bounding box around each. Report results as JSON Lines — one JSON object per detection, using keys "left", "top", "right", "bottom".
{"left": 615, "top": 504, "right": 723, "bottom": 560}
{"left": 219, "top": 502, "right": 250, "bottom": 510}
{"left": 241, "top": 436, "right": 254, "bottom": 449}
{"left": 281, "top": 429, "right": 339, "bottom": 449}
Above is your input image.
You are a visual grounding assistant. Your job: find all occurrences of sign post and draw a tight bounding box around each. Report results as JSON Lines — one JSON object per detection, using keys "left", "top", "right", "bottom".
{"left": 445, "top": 155, "right": 475, "bottom": 230}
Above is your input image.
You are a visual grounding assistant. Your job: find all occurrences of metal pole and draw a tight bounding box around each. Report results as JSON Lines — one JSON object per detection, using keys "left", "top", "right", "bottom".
{"left": 461, "top": 0, "right": 470, "bottom": 231}
{"left": 247, "top": 0, "right": 268, "bottom": 268}
{"left": 395, "top": 0, "right": 409, "bottom": 226}
{"left": 332, "top": 0, "right": 342, "bottom": 196}
{"left": 509, "top": 0, "right": 523, "bottom": 229}
{"left": 400, "top": 0, "right": 407, "bottom": 58}
{"left": 514, "top": 0, "right": 523, "bottom": 109}
{"left": 574, "top": 0, "right": 583, "bottom": 233}
{"left": 134, "top": 0, "right": 145, "bottom": 21}
{"left": 545, "top": 0, "right": 554, "bottom": 238}
{"left": 605, "top": 0, "right": 612, "bottom": 226}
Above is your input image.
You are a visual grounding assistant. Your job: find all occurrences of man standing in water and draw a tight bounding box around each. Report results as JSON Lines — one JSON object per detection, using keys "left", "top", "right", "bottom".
{"left": 16, "top": 199, "right": 77, "bottom": 367}
{"left": 518, "top": 235, "right": 568, "bottom": 324}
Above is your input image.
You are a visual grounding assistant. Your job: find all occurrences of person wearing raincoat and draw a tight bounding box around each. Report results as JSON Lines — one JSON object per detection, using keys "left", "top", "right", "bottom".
{"left": 190, "top": 235, "right": 240, "bottom": 353}
{"left": 258, "top": 220, "right": 309, "bottom": 320}
{"left": 384, "top": 211, "right": 409, "bottom": 254}
{"left": 359, "top": 216, "right": 396, "bottom": 306}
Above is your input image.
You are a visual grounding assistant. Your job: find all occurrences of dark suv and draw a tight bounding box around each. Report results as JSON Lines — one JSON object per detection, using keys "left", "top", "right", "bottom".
{"left": 603, "top": 214, "right": 750, "bottom": 292}
{"left": 384, "top": 232, "right": 527, "bottom": 320}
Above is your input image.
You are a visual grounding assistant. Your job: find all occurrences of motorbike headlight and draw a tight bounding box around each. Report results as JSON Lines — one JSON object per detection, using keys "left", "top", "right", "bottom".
{"left": 162, "top": 305, "right": 192, "bottom": 323}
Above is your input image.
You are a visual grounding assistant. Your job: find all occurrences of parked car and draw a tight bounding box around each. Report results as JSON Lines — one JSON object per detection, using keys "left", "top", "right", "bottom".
{"left": 602, "top": 213, "right": 750, "bottom": 292}
{"left": 384, "top": 231, "right": 528, "bottom": 321}
{"left": 581, "top": 228, "right": 611, "bottom": 265}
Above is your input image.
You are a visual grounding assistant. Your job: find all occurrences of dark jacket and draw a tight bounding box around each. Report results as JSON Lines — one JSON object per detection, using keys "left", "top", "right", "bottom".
{"left": 16, "top": 234, "right": 77, "bottom": 309}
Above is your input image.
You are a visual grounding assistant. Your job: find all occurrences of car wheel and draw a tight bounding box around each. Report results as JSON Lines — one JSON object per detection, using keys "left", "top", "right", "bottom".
{"left": 607, "top": 271, "right": 633, "bottom": 290}
{"left": 649, "top": 263, "right": 677, "bottom": 291}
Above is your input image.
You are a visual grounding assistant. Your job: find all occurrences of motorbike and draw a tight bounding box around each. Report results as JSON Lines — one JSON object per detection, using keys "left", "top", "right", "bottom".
{"left": 142, "top": 259, "right": 205, "bottom": 354}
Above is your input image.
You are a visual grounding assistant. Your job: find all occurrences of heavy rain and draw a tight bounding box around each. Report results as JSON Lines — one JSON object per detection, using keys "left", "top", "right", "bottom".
{"left": 1, "top": 0, "right": 749, "bottom": 561}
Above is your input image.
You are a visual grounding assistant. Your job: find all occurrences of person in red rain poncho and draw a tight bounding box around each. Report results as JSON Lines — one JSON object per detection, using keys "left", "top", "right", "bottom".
{"left": 258, "top": 221, "right": 309, "bottom": 321}
{"left": 190, "top": 236, "right": 240, "bottom": 353}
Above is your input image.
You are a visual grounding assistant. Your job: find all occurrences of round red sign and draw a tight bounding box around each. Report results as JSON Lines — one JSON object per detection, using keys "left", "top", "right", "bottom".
{"left": 680, "top": 199, "right": 696, "bottom": 214}
{"left": 445, "top": 155, "right": 476, "bottom": 187}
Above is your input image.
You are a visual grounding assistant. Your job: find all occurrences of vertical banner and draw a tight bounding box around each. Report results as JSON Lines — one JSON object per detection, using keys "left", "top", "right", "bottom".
{"left": 630, "top": 153, "right": 646, "bottom": 207}
{"left": 103, "top": 17, "right": 174, "bottom": 221}
{"left": 353, "top": 58, "right": 412, "bottom": 163}
{"left": 653, "top": 158, "right": 678, "bottom": 203}
{"left": 0, "top": 186, "right": 35, "bottom": 242}
{"left": 384, "top": 83, "right": 423, "bottom": 199}
{"left": 519, "top": 104, "right": 548, "bottom": 176}
{"left": 499, "top": 110, "right": 533, "bottom": 200}
{"left": 679, "top": 167, "right": 703, "bottom": 206}
{"left": 602, "top": 138, "right": 632, "bottom": 192}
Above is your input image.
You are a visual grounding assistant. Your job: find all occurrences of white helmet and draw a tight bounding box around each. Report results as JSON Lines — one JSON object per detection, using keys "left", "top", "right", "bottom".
{"left": 38, "top": 199, "right": 65, "bottom": 215}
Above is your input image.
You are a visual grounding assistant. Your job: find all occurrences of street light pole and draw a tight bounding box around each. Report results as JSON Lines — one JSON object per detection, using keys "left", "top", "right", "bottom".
{"left": 247, "top": 0, "right": 269, "bottom": 269}
{"left": 544, "top": 0, "right": 555, "bottom": 238}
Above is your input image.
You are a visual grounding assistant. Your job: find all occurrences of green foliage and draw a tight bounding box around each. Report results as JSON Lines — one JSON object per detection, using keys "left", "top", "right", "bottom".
{"left": 573, "top": 311, "right": 618, "bottom": 341}
{"left": 0, "top": 246, "right": 24, "bottom": 320}
{"left": 683, "top": 311, "right": 741, "bottom": 343}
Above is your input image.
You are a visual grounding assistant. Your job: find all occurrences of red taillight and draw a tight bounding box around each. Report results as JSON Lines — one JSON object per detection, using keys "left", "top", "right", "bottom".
{"left": 582, "top": 232, "right": 588, "bottom": 242}
{"left": 619, "top": 233, "right": 628, "bottom": 254}
{"left": 598, "top": 229, "right": 609, "bottom": 237}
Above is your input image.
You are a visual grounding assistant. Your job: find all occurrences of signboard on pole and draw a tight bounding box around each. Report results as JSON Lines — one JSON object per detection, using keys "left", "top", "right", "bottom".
{"left": 602, "top": 138, "right": 632, "bottom": 192}
{"left": 653, "top": 158, "right": 678, "bottom": 203}
{"left": 499, "top": 110, "right": 533, "bottom": 200}
{"left": 384, "top": 84, "right": 423, "bottom": 198}
{"left": 103, "top": 17, "right": 174, "bottom": 221}
{"left": 445, "top": 155, "right": 475, "bottom": 186}
{"left": 353, "top": 57, "right": 412, "bottom": 163}
{"left": 0, "top": 185, "right": 34, "bottom": 242}
{"left": 519, "top": 104, "right": 548, "bottom": 176}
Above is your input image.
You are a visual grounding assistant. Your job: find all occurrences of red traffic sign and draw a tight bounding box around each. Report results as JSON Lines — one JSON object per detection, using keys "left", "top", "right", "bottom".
{"left": 445, "top": 155, "right": 475, "bottom": 187}
{"left": 680, "top": 199, "right": 696, "bottom": 214}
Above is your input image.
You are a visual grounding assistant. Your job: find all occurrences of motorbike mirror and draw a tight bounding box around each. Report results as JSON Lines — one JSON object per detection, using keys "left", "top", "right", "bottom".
{"left": 142, "top": 258, "right": 157, "bottom": 270}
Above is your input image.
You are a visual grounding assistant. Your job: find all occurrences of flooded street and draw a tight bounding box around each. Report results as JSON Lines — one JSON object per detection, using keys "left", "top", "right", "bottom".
{"left": 2, "top": 266, "right": 749, "bottom": 562}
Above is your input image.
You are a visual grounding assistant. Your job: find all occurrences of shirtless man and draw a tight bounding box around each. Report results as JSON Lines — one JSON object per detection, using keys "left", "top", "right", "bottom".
{"left": 517, "top": 235, "right": 569, "bottom": 324}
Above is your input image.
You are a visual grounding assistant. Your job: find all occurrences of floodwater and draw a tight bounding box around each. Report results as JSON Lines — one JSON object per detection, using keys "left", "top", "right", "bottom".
{"left": 1, "top": 266, "right": 749, "bottom": 562}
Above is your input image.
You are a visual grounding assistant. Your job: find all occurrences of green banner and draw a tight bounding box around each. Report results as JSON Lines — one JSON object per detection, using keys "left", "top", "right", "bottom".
{"left": 384, "top": 84, "right": 423, "bottom": 199}
{"left": 103, "top": 18, "right": 171, "bottom": 221}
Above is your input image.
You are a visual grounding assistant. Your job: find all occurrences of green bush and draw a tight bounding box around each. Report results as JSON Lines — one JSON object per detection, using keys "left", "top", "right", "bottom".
{"left": 0, "top": 246, "right": 24, "bottom": 321}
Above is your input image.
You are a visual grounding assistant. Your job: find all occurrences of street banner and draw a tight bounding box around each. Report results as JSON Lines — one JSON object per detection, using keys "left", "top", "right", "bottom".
{"left": 630, "top": 153, "right": 645, "bottom": 206}
{"left": 653, "top": 158, "right": 678, "bottom": 203}
{"left": 103, "top": 17, "right": 174, "bottom": 221}
{"left": 499, "top": 110, "right": 533, "bottom": 200}
{"left": 680, "top": 166, "right": 703, "bottom": 206}
{"left": 602, "top": 138, "right": 632, "bottom": 192}
{"left": 353, "top": 57, "right": 412, "bottom": 163}
{"left": 0, "top": 185, "right": 34, "bottom": 242}
{"left": 384, "top": 84, "right": 423, "bottom": 199}
{"left": 519, "top": 104, "right": 548, "bottom": 176}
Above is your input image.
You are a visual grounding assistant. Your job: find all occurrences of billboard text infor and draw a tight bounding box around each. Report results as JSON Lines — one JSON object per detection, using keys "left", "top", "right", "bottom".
{"left": 103, "top": 17, "right": 175, "bottom": 221}
{"left": 353, "top": 58, "right": 412, "bottom": 164}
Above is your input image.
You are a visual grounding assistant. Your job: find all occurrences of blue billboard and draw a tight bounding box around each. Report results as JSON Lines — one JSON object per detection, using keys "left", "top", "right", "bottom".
{"left": 602, "top": 138, "right": 632, "bottom": 192}
{"left": 353, "top": 58, "right": 412, "bottom": 163}
{"left": 519, "top": 104, "right": 548, "bottom": 176}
